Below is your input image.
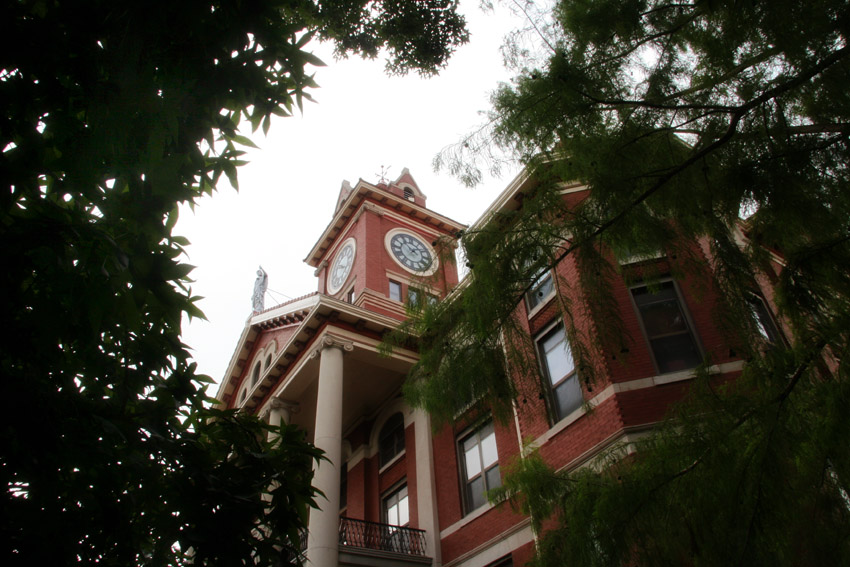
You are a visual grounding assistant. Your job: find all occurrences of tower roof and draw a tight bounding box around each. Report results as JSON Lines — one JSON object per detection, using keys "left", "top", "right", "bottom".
{"left": 305, "top": 173, "right": 466, "bottom": 268}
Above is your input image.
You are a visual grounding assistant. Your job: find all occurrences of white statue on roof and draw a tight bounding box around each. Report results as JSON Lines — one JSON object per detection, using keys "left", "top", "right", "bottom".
{"left": 252, "top": 266, "right": 268, "bottom": 312}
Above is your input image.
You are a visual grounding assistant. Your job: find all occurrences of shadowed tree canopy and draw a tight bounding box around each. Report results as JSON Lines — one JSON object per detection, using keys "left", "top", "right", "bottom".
{"left": 393, "top": 0, "right": 850, "bottom": 565}
{"left": 0, "top": 1, "right": 467, "bottom": 565}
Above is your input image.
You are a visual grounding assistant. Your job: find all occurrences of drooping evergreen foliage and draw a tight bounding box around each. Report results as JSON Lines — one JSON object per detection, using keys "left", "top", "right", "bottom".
{"left": 0, "top": 1, "right": 467, "bottom": 565}
{"left": 395, "top": 0, "right": 850, "bottom": 564}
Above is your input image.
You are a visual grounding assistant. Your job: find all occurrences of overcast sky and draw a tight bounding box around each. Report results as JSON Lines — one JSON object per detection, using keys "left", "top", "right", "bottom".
{"left": 177, "top": 2, "right": 530, "bottom": 383}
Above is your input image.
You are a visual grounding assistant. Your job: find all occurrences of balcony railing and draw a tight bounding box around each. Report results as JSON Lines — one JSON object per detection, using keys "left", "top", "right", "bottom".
{"left": 338, "top": 517, "right": 427, "bottom": 557}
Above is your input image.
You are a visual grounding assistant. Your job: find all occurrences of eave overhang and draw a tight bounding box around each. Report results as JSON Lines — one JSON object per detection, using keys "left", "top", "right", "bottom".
{"left": 304, "top": 179, "right": 467, "bottom": 268}
{"left": 216, "top": 293, "right": 413, "bottom": 410}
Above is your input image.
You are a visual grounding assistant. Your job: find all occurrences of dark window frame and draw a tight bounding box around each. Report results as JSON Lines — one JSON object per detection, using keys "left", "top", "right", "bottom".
{"left": 747, "top": 292, "right": 783, "bottom": 345}
{"left": 251, "top": 361, "right": 261, "bottom": 386}
{"left": 378, "top": 412, "right": 406, "bottom": 468}
{"left": 629, "top": 279, "right": 703, "bottom": 375}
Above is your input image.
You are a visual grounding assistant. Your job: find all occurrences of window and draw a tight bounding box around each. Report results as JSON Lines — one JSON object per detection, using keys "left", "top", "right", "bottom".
{"left": 389, "top": 280, "right": 402, "bottom": 301}
{"left": 383, "top": 484, "right": 409, "bottom": 527}
{"left": 537, "top": 324, "right": 583, "bottom": 421}
{"left": 407, "top": 288, "right": 438, "bottom": 308}
{"left": 459, "top": 421, "right": 501, "bottom": 513}
{"left": 485, "top": 556, "right": 514, "bottom": 567}
{"left": 251, "top": 362, "right": 261, "bottom": 387}
{"left": 379, "top": 413, "right": 405, "bottom": 467}
{"left": 346, "top": 287, "right": 355, "bottom": 304}
{"left": 526, "top": 269, "right": 554, "bottom": 311}
{"left": 747, "top": 293, "right": 781, "bottom": 344}
{"left": 403, "top": 187, "right": 415, "bottom": 201}
{"left": 631, "top": 281, "right": 702, "bottom": 374}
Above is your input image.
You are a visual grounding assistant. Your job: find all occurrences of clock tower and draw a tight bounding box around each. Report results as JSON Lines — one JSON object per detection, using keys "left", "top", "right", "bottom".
{"left": 305, "top": 168, "right": 465, "bottom": 318}
{"left": 217, "top": 168, "right": 467, "bottom": 566}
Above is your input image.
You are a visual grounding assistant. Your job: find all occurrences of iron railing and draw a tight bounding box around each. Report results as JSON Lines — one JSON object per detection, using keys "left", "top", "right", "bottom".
{"left": 338, "top": 517, "right": 427, "bottom": 556}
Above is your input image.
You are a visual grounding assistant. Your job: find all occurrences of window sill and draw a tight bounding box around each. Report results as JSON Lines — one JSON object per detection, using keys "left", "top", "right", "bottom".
{"left": 440, "top": 500, "right": 496, "bottom": 539}
{"left": 526, "top": 290, "right": 556, "bottom": 319}
{"left": 527, "top": 360, "right": 747, "bottom": 453}
{"left": 378, "top": 449, "right": 406, "bottom": 475}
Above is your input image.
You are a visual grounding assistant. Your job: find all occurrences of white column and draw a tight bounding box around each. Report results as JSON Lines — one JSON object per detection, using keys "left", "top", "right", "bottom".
{"left": 414, "top": 408, "right": 442, "bottom": 565}
{"left": 265, "top": 398, "right": 296, "bottom": 442}
{"left": 307, "top": 335, "right": 352, "bottom": 567}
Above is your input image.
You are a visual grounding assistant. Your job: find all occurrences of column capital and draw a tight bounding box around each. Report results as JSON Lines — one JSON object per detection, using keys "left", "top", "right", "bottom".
{"left": 310, "top": 335, "right": 354, "bottom": 359}
{"left": 260, "top": 397, "right": 299, "bottom": 420}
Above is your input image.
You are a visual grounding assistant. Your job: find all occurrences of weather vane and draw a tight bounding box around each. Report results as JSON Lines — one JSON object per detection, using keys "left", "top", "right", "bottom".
{"left": 377, "top": 165, "right": 391, "bottom": 184}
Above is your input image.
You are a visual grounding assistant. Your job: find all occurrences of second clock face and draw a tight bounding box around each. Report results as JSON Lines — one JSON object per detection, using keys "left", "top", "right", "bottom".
{"left": 328, "top": 238, "right": 355, "bottom": 294}
{"left": 389, "top": 231, "right": 435, "bottom": 273}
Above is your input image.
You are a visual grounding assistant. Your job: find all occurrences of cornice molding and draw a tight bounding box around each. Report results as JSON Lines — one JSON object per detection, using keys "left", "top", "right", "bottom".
{"left": 309, "top": 334, "right": 355, "bottom": 359}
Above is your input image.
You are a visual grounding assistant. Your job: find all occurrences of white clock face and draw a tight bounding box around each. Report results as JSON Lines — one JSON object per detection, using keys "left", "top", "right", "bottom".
{"left": 328, "top": 239, "right": 355, "bottom": 294}
{"left": 388, "top": 231, "right": 436, "bottom": 273}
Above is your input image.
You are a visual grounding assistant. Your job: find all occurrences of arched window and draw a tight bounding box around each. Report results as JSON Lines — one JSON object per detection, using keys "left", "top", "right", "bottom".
{"left": 251, "top": 362, "right": 261, "bottom": 387}
{"left": 402, "top": 187, "right": 415, "bottom": 201}
{"left": 378, "top": 413, "right": 406, "bottom": 467}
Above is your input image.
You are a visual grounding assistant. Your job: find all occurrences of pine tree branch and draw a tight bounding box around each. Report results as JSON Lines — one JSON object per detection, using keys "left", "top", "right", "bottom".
{"left": 660, "top": 47, "right": 782, "bottom": 104}
{"left": 534, "top": 43, "right": 850, "bottom": 294}
{"left": 663, "top": 340, "right": 826, "bottom": 486}
{"left": 510, "top": 0, "right": 556, "bottom": 54}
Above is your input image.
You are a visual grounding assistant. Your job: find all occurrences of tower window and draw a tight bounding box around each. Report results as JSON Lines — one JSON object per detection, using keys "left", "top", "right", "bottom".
{"left": 403, "top": 187, "right": 415, "bottom": 201}
{"left": 389, "top": 280, "right": 402, "bottom": 302}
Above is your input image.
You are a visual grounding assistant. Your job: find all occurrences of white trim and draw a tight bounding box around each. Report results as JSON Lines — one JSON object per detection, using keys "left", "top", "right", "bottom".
{"left": 378, "top": 449, "right": 407, "bottom": 474}
{"left": 527, "top": 360, "right": 745, "bottom": 450}
{"left": 250, "top": 294, "right": 319, "bottom": 326}
{"left": 346, "top": 443, "right": 368, "bottom": 471}
{"left": 557, "top": 182, "right": 588, "bottom": 195}
{"left": 439, "top": 500, "right": 496, "bottom": 539}
{"left": 442, "top": 519, "right": 534, "bottom": 567}
{"left": 617, "top": 248, "right": 665, "bottom": 266}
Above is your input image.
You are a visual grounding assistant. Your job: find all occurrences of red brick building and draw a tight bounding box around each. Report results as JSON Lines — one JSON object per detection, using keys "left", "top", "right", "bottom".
{"left": 215, "top": 168, "right": 782, "bottom": 567}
